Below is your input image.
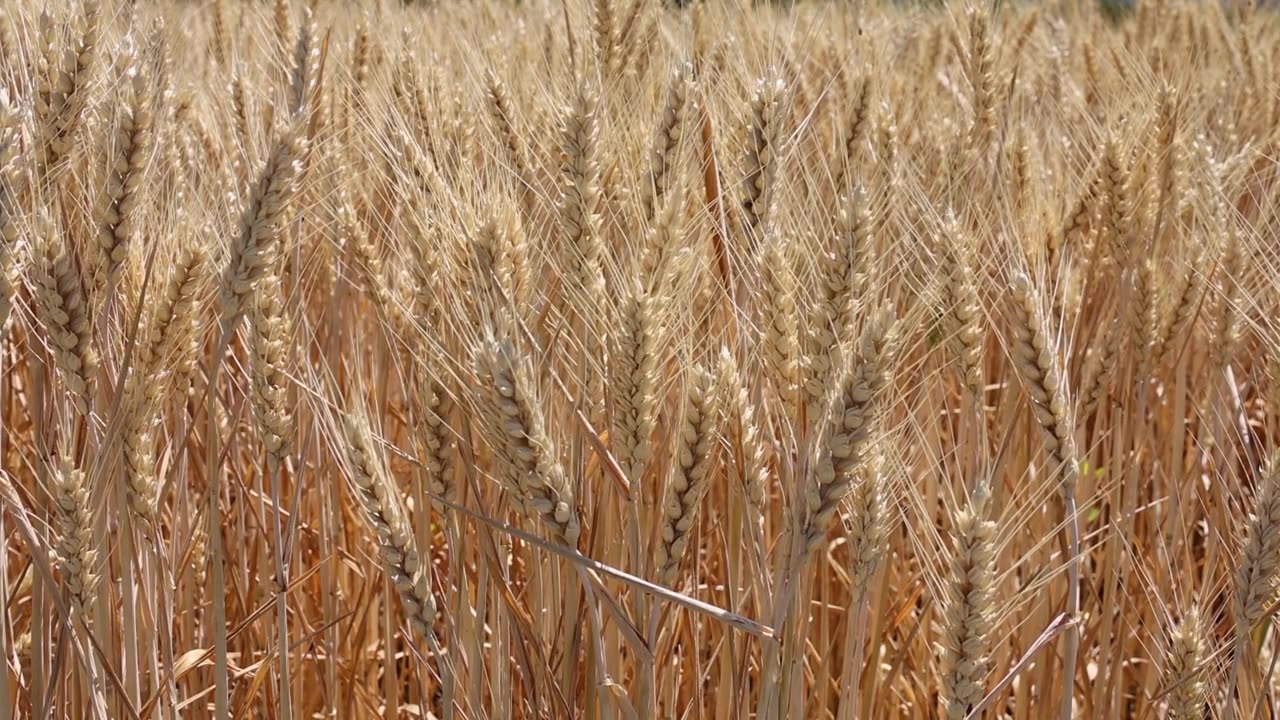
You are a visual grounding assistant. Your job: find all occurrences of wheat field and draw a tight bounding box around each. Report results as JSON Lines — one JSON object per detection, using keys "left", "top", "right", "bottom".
{"left": 0, "top": 0, "right": 1277, "bottom": 717}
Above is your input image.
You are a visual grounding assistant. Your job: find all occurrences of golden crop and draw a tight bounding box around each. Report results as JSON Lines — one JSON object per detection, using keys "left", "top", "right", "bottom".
{"left": 0, "top": 0, "right": 1276, "bottom": 718}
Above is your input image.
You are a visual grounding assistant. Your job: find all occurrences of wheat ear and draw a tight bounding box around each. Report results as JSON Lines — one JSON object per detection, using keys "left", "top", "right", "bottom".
{"left": 805, "top": 186, "right": 872, "bottom": 413}
{"left": 803, "top": 307, "right": 898, "bottom": 555}
{"left": 645, "top": 63, "right": 694, "bottom": 220}
{"left": 640, "top": 184, "right": 687, "bottom": 297}
{"left": 1007, "top": 274, "right": 1078, "bottom": 496}
{"left": 31, "top": 209, "right": 96, "bottom": 415}
{"left": 50, "top": 455, "right": 98, "bottom": 619}
{"left": 939, "top": 483, "right": 997, "bottom": 719}
{"left": 35, "top": 1, "right": 99, "bottom": 177}
{"left": 0, "top": 91, "right": 20, "bottom": 335}
{"left": 1007, "top": 272, "right": 1080, "bottom": 720}
{"left": 741, "top": 74, "right": 785, "bottom": 239}
{"left": 484, "top": 70, "right": 532, "bottom": 197}
{"left": 759, "top": 228, "right": 800, "bottom": 405}
{"left": 1233, "top": 452, "right": 1280, "bottom": 634}
{"left": 1212, "top": 227, "right": 1244, "bottom": 371}
{"left": 474, "top": 331, "right": 582, "bottom": 545}
{"left": 1163, "top": 608, "right": 1208, "bottom": 720}
{"left": 592, "top": 0, "right": 616, "bottom": 74}
{"left": 96, "top": 61, "right": 153, "bottom": 289}
{"left": 1224, "top": 451, "right": 1280, "bottom": 720}
{"left": 1100, "top": 136, "right": 1138, "bottom": 264}
{"left": 656, "top": 363, "right": 721, "bottom": 587}
{"left": 1159, "top": 241, "right": 1209, "bottom": 368}
{"left": 249, "top": 271, "right": 294, "bottom": 464}
{"left": 965, "top": 8, "right": 996, "bottom": 153}
{"left": 557, "top": 81, "right": 607, "bottom": 321}
{"left": 416, "top": 355, "right": 457, "bottom": 506}
{"left": 941, "top": 216, "right": 984, "bottom": 396}
{"left": 717, "top": 348, "right": 770, "bottom": 520}
{"left": 612, "top": 281, "right": 662, "bottom": 489}
{"left": 833, "top": 69, "right": 873, "bottom": 193}
{"left": 340, "top": 416, "right": 443, "bottom": 651}
{"left": 219, "top": 119, "right": 306, "bottom": 327}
